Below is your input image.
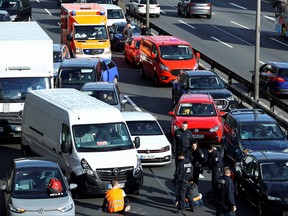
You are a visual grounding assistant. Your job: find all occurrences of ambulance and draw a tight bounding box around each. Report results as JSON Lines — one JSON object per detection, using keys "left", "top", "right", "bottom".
{"left": 60, "top": 3, "right": 111, "bottom": 58}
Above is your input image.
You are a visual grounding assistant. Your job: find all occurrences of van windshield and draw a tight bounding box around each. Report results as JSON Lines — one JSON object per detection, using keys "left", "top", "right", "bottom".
{"left": 159, "top": 45, "right": 193, "bottom": 60}
{"left": 107, "top": 9, "right": 124, "bottom": 19}
{"left": 74, "top": 25, "right": 108, "bottom": 40}
{"left": 73, "top": 123, "right": 134, "bottom": 152}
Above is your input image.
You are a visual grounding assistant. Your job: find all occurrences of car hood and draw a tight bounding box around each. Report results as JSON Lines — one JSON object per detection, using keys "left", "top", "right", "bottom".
{"left": 163, "top": 58, "right": 197, "bottom": 70}
{"left": 188, "top": 88, "right": 233, "bottom": 99}
{"left": 174, "top": 116, "right": 220, "bottom": 129}
{"left": 11, "top": 195, "right": 73, "bottom": 211}
{"left": 263, "top": 181, "right": 288, "bottom": 198}
{"left": 240, "top": 139, "right": 288, "bottom": 151}
{"left": 131, "top": 135, "right": 171, "bottom": 150}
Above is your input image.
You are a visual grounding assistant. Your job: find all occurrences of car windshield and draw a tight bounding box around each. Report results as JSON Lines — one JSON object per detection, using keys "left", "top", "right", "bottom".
{"left": 177, "top": 103, "right": 216, "bottom": 116}
{"left": 74, "top": 25, "right": 108, "bottom": 40}
{"left": 13, "top": 168, "right": 67, "bottom": 199}
{"left": 82, "top": 90, "right": 119, "bottom": 105}
{"left": 261, "top": 161, "right": 288, "bottom": 181}
{"left": 60, "top": 69, "right": 95, "bottom": 84}
{"left": 189, "top": 76, "right": 225, "bottom": 89}
{"left": 0, "top": 78, "right": 50, "bottom": 101}
{"left": 159, "top": 45, "right": 193, "bottom": 60}
{"left": 73, "top": 123, "right": 134, "bottom": 152}
{"left": 0, "top": 0, "right": 19, "bottom": 11}
{"left": 107, "top": 9, "right": 124, "bottom": 19}
{"left": 126, "top": 120, "right": 163, "bottom": 136}
{"left": 240, "top": 123, "right": 284, "bottom": 140}
{"left": 53, "top": 51, "right": 62, "bottom": 63}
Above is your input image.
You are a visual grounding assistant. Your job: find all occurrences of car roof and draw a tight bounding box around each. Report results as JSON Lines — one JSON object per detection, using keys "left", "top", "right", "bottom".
{"left": 14, "top": 157, "right": 58, "bottom": 169}
{"left": 185, "top": 70, "right": 218, "bottom": 77}
{"left": 248, "top": 151, "right": 288, "bottom": 162}
{"left": 100, "top": 3, "right": 123, "bottom": 9}
{"left": 81, "top": 82, "right": 115, "bottom": 90}
{"left": 228, "top": 109, "right": 275, "bottom": 123}
{"left": 60, "top": 57, "right": 100, "bottom": 68}
{"left": 122, "top": 111, "right": 157, "bottom": 121}
{"left": 142, "top": 35, "right": 190, "bottom": 45}
{"left": 266, "top": 62, "right": 288, "bottom": 69}
{"left": 179, "top": 93, "right": 214, "bottom": 103}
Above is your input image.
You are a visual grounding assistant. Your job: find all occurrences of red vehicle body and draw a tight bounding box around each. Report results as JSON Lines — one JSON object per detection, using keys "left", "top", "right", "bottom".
{"left": 168, "top": 94, "right": 225, "bottom": 145}
{"left": 124, "top": 35, "right": 145, "bottom": 68}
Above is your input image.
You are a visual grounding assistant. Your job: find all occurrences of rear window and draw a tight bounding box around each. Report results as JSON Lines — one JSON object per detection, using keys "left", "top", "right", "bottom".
{"left": 107, "top": 9, "right": 124, "bottom": 19}
{"left": 140, "top": 0, "right": 158, "bottom": 4}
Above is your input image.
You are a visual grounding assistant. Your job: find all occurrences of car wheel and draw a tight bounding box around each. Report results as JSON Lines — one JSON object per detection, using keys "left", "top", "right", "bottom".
{"left": 207, "top": 14, "right": 212, "bottom": 19}
{"left": 139, "top": 66, "right": 145, "bottom": 79}
{"left": 154, "top": 73, "right": 160, "bottom": 87}
{"left": 184, "top": 9, "right": 190, "bottom": 18}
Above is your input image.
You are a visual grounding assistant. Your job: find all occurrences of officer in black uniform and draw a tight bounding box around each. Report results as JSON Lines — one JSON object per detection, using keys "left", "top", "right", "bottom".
{"left": 174, "top": 121, "right": 194, "bottom": 157}
{"left": 173, "top": 151, "right": 195, "bottom": 214}
{"left": 207, "top": 145, "right": 223, "bottom": 198}
{"left": 186, "top": 139, "right": 204, "bottom": 185}
{"left": 215, "top": 167, "right": 237, "bottom": 216}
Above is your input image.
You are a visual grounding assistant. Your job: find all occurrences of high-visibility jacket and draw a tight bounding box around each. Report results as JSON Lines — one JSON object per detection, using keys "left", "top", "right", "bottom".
{"left": 106, "top": 188, "right": 125, "bottom": 213}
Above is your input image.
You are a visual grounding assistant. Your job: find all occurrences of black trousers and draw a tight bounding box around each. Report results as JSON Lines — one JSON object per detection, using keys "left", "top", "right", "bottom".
{"left": 176, "top": 182, "right": 194, "bottom": 211}
{"left": 212, "top": 169, "right": 222, "bottom": 197}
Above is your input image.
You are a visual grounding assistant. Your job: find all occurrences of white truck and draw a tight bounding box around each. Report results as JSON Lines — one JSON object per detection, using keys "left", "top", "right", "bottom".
{"left": 0, "top": 21, "right": 53, "bottom": 137}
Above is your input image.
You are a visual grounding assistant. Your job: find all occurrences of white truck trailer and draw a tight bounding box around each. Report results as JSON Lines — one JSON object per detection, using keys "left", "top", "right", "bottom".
{"left": 0, "top": 21, "right": 53, "bottom": 137}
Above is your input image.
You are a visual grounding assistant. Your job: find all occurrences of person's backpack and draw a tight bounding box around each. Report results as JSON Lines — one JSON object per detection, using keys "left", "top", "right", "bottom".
{"left": 47, "top": 178, "right": 63, "bottom": 194}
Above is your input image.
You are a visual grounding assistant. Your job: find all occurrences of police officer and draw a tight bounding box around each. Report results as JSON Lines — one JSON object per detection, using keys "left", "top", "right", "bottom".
{"left": 207, "top": 145, "right": 223, "bottom": 198}
{"left": 215, "top": 167, "right": 237, "bottom": 216}
{"left": 173, "top": 151, "right": 195, "bottom": 214}
{"left": 174, "top": 121, "right": 194, "bottom": 157}
{"left": 186, "top": 139, "right": 205, "bottom": 185}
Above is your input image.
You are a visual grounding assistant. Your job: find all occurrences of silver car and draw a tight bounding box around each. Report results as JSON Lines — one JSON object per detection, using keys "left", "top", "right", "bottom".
{"left": 1, "top": 158, "right": 77, "bottom": 216}
{"left": 81, "top": 82, "right": 127, "bottom": 111}
{"left": 177, "top": 0, "right": 212, "bottom": 19}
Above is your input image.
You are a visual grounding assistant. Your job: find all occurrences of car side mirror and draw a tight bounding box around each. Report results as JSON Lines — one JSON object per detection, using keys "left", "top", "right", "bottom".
{"left": 168, "top": 111, "right": 175, "bottom": 116}
{"left": 219, "top": 111, "right": 227, "bottom": 117}
{"left": 151, "top": 53, "right": 157, "bottom": 59}
{"left": 133, "top": 137, "right": 140, "bottom": 148}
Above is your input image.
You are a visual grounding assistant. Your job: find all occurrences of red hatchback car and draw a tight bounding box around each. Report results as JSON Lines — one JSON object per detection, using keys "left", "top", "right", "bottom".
{"left": 168, "top": 93, "right": 225, "bottom": 145}
{"left": 124, "top": 35, "right": 145, "bottom": 68}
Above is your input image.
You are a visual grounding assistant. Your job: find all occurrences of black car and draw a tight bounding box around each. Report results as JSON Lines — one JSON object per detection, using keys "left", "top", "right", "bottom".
{"left": 234, "top": 151, "right": 288, "bottom": 216}
{"left": 223, "top": 109, "right": 288, "bottom": 161}
{"left": 172, "top": 70, "right": 237, "bottom": 111}
{"left": 109, "top": 22, "right": 141, "bottom": 51}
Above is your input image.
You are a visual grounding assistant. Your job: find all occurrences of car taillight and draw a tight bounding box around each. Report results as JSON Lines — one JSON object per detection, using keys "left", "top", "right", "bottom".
{"left": 270, "top": 76, "right": 285, "bottom": 82}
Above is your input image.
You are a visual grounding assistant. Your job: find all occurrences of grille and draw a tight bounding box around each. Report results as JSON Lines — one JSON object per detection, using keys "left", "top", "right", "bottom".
{"left": 0, "top": 113, "right": 22, "bottom": 124}
{"left": 96, "top": 166, "right": 134, "bottom": 181}
{"left": 138, "top": 149, "right": 163, "bottom": 153}
{"left": 170, "top": 69, "right": 191, "bottom": 76}
{"left": 214, "top": 99, "right": 228, "bottom": 110}
{"left": 83, "top": 49, "right": 104, "bottom": 55}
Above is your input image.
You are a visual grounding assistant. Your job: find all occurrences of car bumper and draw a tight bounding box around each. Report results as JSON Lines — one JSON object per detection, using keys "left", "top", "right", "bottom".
{"left": 188, "top": 9, "right": 211, "bottom": 16}
{"left": 139, "top": 153, "right": 171, "bottom": 166}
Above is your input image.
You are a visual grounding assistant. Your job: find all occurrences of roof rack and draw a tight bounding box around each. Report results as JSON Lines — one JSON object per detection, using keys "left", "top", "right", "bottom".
{"left": 230, "top": 108, "right": 266, "bottom": 115}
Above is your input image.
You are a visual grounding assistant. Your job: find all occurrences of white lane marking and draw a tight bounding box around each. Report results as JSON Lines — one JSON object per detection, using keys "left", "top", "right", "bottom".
{"left": 211, "top": 25, "right": 253, "bottom": 46}
{"left": 263, "top": 15, "right": 275, "bottom": 21}
{"left": 211, "top": 36, "right": 233, "bottom": 48}
{"left": 36, "top": 0, "right": 40, "bottom": 2}
{"left": 229, "top": 3, "right": 247, "bottom": 10}
{"left": 260, "top": 60, "right": 265, "bottom": 64}
{"left": 124, "top": 95, "right": 142, "bottom": 112}
{"left": 160, "top": 10, "right": 166, "bottom": 14}
{"left": 230, "top": 21, "right": 250, "bottom": 29}
{"left": 57, "top": 22, "right": 60, "bottom": 26}
{"left": 178, "top": 20, "right": 195, "bottom": 29}
{"left": 270, "top": 37, "right": 288, "bottom": 47}
{"left": 44, "top": 8, "right": 52, "bottom": 16}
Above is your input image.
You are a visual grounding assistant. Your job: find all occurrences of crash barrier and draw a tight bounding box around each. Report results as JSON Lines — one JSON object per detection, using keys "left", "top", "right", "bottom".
{"left": 126, "top": 9, "right": 288, "bottom": 132}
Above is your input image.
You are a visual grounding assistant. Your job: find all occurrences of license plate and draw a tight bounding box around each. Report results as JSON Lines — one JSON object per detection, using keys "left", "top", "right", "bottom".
{"left": 193, "top": 134, "right": 204, "bottom": 139}
{"left": 140, "top": 154, "right": 155, "bottom": 159}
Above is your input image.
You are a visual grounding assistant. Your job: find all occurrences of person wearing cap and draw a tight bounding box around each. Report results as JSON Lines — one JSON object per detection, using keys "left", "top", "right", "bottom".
{"left": 173, "top": 151, "right": 195, "bottom": 214}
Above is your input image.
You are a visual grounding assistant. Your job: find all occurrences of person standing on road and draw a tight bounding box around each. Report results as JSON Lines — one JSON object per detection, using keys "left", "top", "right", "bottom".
{"left": 207, "top": 145, "right": 223, "bottom": 198}
{"left": 215, "top": 167, "right": 237, "bottom": 216}
{"left": 186, "top": 139, "right": 205, "bottom": 185}
{"left": 122, "top": 22, "right": 133, "bottom": 45}
{"left": 173, "top": 151, "right": 195, "bottom": 214}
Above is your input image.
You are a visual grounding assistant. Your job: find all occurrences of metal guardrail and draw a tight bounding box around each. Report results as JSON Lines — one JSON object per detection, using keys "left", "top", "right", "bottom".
{"left": 126, "top": 9, "right": 288, "bottom": 132}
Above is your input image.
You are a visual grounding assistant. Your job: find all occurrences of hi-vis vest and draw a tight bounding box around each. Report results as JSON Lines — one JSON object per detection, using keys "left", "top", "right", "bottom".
{"left": 106, "top": 188, "right": 125, "bottom": 212}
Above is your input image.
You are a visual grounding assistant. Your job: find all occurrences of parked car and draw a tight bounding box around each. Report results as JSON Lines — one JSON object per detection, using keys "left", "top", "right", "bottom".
{"left": 57, "top": 57, "right": 119, "bottom": 90}
{"left": 252, "top": 61, "right": 288, "bottom": 95}
{"left": 177, "top": 0, "right": 212, "bottom": 19}
{"left": 53, "top": 43, "right": 71, "bottom": 78}
{"left": 223, "top": 109, "right": 288, "bottom": 162}
{"left": 234, "top": 150, "right": 288, "bottom": 216}
{"left": 172, "top": 70, "right": 237, "bottom": 111}
{"left": 124, "top": 35, "right": 145, "bottom": 68}
{"left": 1, "top": 158, "right": 77, "bottom": 216}
{"left": 0, "top": 0, "right": 31, "bottom": 21}
{"left": 128, "top": 0, "right": 160, "bottom": 17}
{"left": 0, "top": 10, "right": 11, "bottom": 21}
{"left": 123, "top": 111, "right": 172, "bottom": 166}
{"left": 80, "top": 82, "right": 127, "bottom": 111}
{"left": 168, "top": 93, "right": 226, "bottom": 146}
{"left": 139, "top": 36, "right": 200, "bottom": 86}
{"left": 109, "top": 21, "right": 141, "bottom": 51}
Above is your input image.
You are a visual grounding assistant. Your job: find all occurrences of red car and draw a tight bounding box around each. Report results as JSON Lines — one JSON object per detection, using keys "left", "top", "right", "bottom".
{"left": 168, "top": 93, "right": 225, "bottom": 145}
{"left": 124, "top": 35, "right": 145, "bottom": 68}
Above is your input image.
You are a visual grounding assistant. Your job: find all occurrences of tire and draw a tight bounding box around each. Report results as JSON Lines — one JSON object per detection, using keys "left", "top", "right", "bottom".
{"left": 207, "top": 14, "right": 211, "bottom": 19}
{"left": 139, "top": 66, "right": 145, "bottom": 79}
{"left": 153, "top": 73, "right": 159, "bottom": 87}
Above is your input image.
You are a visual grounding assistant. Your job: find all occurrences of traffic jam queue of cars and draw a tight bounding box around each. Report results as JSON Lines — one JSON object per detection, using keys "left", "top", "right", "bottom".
{"left": 1, "top": 1, "right": 288, "bottom": 216}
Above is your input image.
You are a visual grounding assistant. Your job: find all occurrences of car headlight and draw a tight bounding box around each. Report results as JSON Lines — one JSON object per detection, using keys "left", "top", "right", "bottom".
{"left": 160, "top": 63, "right": 170, "bottom": 72}
{"left": 81, "top": 158, "right": 95, "bottom": 176}
{"left": 104, "top": 47, "right": 111, "bottom": 54}
{"left": 9, "top": 203, "right": 26, "bottom": 213}
{"left": 267, "top": 195, "right": 281, "bottom": 201}
{"left": 75, "top": 48, "right": 84, "bottom": 55}
{"left": 58, "top": 202, "right": 74, "bottom": 213}
{"left": 160, "top": 145, "right": 170, "bottom": 152}
{"left": 226, "top": 95, "right": 235, "bottom": 101}
{"left": 134, "top": 155, "right": 142, "bottom": 175}
{"left": 209, "top": 125, "right": 220, "bottom": 132}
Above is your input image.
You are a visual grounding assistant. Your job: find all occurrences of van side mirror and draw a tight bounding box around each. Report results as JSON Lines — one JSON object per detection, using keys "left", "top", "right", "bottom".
{"left": 67, "top": 34, "right": 72, "bottom": 41}
{"left": 134, "top": 137, "right": 140, "bottom": 148}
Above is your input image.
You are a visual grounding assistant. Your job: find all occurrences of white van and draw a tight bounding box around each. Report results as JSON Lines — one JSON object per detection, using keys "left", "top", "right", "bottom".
{"left": 21, "top": 88, "right": 143, "bottom": 196}
{"left": 100, "top": 4, "right": 126, "bottom": 29}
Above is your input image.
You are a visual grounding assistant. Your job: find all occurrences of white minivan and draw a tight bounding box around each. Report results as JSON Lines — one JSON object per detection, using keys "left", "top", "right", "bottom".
{"left": 21, "top": 89, "right": 143, "bottom": 196}
{"left": 100, "top": 4, "right": 126, "bottom": 29}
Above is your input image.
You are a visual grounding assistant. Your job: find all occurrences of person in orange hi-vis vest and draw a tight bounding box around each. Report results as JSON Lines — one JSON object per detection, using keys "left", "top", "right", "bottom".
{"left": 102, "top": 179, "right": 131, "bottom": 213}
